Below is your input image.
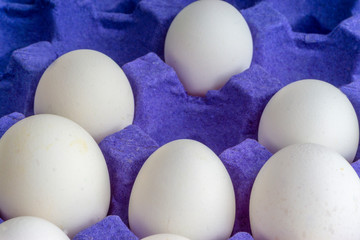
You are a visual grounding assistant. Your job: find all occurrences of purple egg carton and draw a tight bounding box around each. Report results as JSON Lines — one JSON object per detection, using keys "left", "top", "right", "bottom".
{"left": 1, "top": 0, "right": 360, "bottom": 239}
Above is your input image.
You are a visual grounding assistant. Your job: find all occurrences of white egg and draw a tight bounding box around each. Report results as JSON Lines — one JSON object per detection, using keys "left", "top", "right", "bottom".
{"left": 34, "top": 49, "right": 134, "bottom": 143}
{"left": 164, "top": 0, "right": 253, "bottom": 96}
{"left": 141, "top": 233, "right": 190, "bottom": 240}
{"left": 250, "top": 143, "right": 360, "bottom": 239}
{"left": 128, "top": 139, "right": 235, "bottom": 240}
{"left": 0, "top": 114, "right": 111, "bottom": 238}
{"left": 0, "top": 216, "right": 70, "bottom": 240}
{"left": 258, "top": 79, "right": 359, "bottom": 162}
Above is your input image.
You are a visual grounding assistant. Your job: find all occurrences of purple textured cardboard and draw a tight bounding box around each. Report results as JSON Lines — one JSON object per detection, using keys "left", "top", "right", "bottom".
{"left": 262, "top": 0, "right": 359, "bottom": 34}
{"left": 0, "top": 0, "right": 191, "bottom": 76}
{"left": 99, "top": 124, "right": 159, "bottom": 226}
{"left": 0, "top": 0, "right": 256, "bottom": 75}
{"left": 220, "top": 138, "right": 272, "bottom": 234}
{"left": 0, "top": 0, "right": 53, "bottom": 73}
{"left": 2, "top": 0, "right": 360, "bottom": 122}
{"left": 0, "top": 112, "right": 25, "bottom": 138}
{"left": 73, "top": 215, "right": 138, "bottom": 240}
{"left": 229, "top": 232, "right": 254, "bottom": 240}
{"left": 72, "top": 216, "right": 253, "bottom": 240}
{"left": 1, "top": 0, "right": 360, "bottom": 239}
{"left": 123, "top": 52, "right": 283, "bottom": 154}
{"left": 242, "top": 2, "right": 360, "bottom": 87}
{"left": 0, "top": 41, "right": 57, "bottom": 116}
{"left": 352, "top": 159, "right": 360, "bottom": 178}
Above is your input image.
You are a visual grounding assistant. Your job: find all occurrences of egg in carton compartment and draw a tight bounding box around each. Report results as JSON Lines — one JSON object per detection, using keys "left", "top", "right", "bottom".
{"left": 1, "top": 0, "right": 360, "bottom": 239}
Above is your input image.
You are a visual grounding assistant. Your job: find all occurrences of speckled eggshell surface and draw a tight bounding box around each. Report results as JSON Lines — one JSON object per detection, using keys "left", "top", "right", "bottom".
{"left": 250, "top": 143, "right": 360, "bottom": 239}
{"left": 0, "top": 216, "right": 70, "bottom": 240}
{"left": 0, "top": 114, "right": 111, "bottom": 238}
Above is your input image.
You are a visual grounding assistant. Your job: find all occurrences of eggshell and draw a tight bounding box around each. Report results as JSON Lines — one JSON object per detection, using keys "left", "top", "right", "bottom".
{"left": 250, "top": 143, "right": 360, "bottom": 239}
{"left": 128, "top": 139, "right": 235, "bottom": 240}
{"left": 0, "top": 216, "right": 70, "bottom": 240}
{"left": 0, "top": 114, "right": 111, "bottom": 237}
{"left": 34, "top": 49, "right": 134, "bottom": 143}
{"left": 164, "top": 0, "right": 253, "bottom": 96}
{"left": 142, "top": 233, "right": 190, "bottom": 240}
{"left": 258, "top": 79, "right": 359, "bottom": 162}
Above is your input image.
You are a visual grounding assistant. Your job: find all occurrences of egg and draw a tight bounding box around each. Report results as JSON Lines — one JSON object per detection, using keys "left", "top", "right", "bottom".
{"left": 164, "top": 0, "right": 253, "bottom": 96}
{"left": 0, "top": 114, "right": 111, "bottom": 237}
{"left": 249, "top": 143, "right": 360, "bottom": 239}
{"left": 142, "top": 233, "right": 190, "bottom": 240}
{"left": 34, "top": 49, "right": 134, "bottom": 143}
{"left": 128, "top": 139, "right": 235, "bottom": 240}
{"left": 258, "top": 79, "right": 359, "bottom": 162}
{"left": 0, "top": 216, "right": 70, "bottom": 240}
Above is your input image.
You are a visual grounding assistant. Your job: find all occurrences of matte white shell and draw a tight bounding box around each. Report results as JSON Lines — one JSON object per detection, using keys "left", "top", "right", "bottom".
{"left": 129, "top": 139, "right": 235, "bottom": 240}
{"left": 165, "top": 0, "right": 253, "bottom": 96}
{"left": 250, "top": 143, "right": 360, "bottom": 239}
{"left": 34, "top": 49, "right": 134, "bottom": 143}
{"left": 0, "top": 114, "right": 111, "bottom": 237}
{"left": 0, "top": 216, "right": 70, "bottom": 240}
{"left": 258, "top": 79, "right": 359, "bottom": 162}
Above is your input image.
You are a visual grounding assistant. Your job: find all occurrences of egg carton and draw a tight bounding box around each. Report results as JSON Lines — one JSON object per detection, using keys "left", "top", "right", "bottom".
{"left": 1, "top": 0, "right": 360, "bottom": 239}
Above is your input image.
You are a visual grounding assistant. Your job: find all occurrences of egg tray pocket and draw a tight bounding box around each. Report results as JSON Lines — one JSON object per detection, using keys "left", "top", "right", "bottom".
{"left": 1, "top": 0, "right": 360, "bottom": 239}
